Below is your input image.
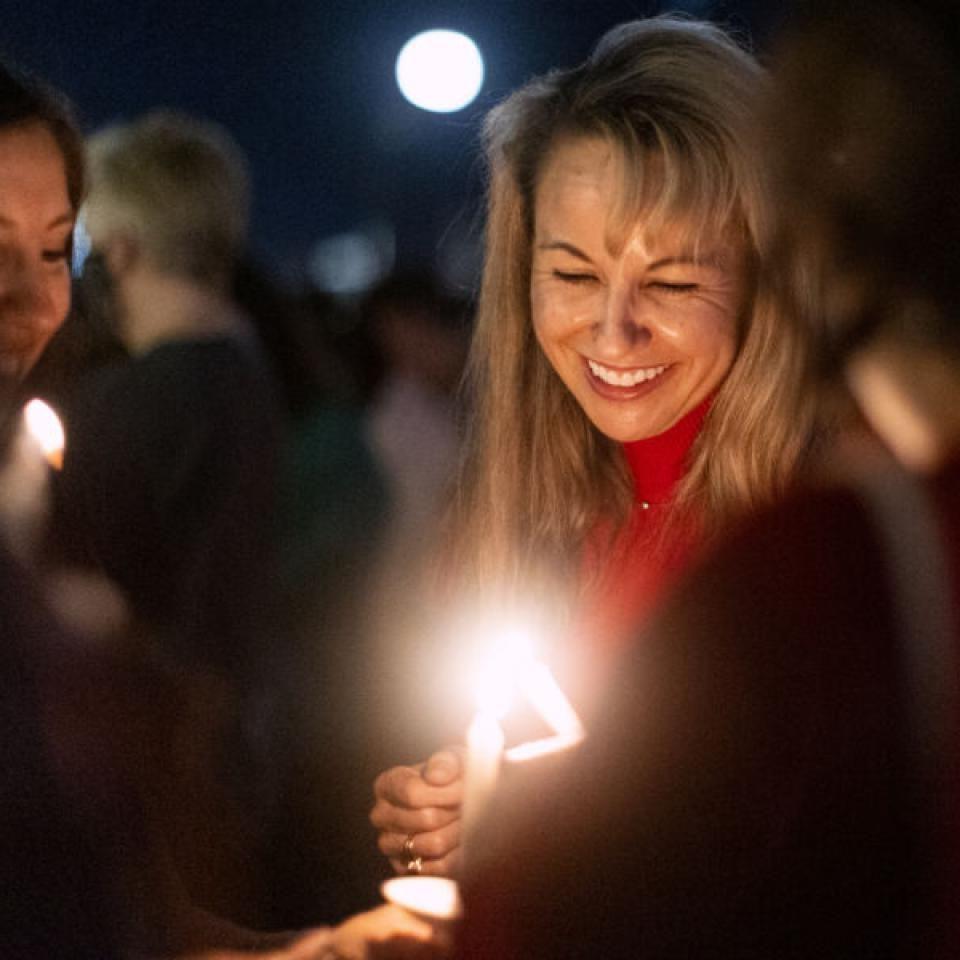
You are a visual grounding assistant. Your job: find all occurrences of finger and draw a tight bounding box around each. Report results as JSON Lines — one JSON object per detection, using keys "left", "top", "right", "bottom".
{"left": 368, "top": 904, "right": 435, "bottom": 942}
{"left": 333, "top": 904, "right": 439, "bottom": 960}
{"left": 421, "top": 747, "right": 464, "bottom": 787}
{"left": 373, "top": 765, "right": 463, "bottom": 811}
{"left": 370, "top": 799, "right": 460, "bottom": 835}
{"left": 377, "top": 818, "right": 462, "bottom": 862}
{"left": 388, "top": 847, "right": 462, "bottom": 879}
{"left": 273, "top": 927, "right": 340, "bottom": 959}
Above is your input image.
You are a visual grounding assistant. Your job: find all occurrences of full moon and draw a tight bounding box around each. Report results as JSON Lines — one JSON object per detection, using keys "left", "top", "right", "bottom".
{"left": 395, "top": 29, "right": 484, "bottom": 113}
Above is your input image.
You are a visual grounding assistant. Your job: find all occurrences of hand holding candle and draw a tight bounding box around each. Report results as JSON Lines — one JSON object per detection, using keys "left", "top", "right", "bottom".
{"left": 371, "top": 614, "right": 585, "bottom": 882}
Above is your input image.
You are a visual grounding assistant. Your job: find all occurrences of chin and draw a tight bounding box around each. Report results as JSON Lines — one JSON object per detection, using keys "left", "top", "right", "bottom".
{"left": 588, "top": 418, "right": 658, "bottom": 444}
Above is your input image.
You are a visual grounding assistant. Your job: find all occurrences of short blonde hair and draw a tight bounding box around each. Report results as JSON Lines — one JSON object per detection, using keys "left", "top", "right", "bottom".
{"left": 450, "top": 16, "right": 817, "bottom": 600}
{"left": 85, "top": 110, "right": 249, "bottom": 289}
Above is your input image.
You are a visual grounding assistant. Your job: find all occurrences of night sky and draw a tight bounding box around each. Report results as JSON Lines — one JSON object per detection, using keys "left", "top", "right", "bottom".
{"left": 3, "top": 0, "right": 785, "bottom": 287}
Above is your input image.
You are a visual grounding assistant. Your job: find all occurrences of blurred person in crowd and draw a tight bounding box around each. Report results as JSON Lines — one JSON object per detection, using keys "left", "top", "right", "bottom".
{"left": 365, "top": 271, "right": 467, "bottom": 574}
{"left": 59, "top": 108, "right": 282, "bottom": 675}
{"left": 1, "top": 57, "right": 448, "bottom": 960}
{"left": 233, "top": 259, "right": 391, "bottom": 927}
{"left": 370, "top": 14, "right": 819, "bottom": 881}
{"left": 363, "top": 272, "right": 468, "bottom": 764}
{"left": 48, "top": 108, "right": 286, "bottom": 922}
{"left": 457, "top": 2, "right": 960, "bottom": 956}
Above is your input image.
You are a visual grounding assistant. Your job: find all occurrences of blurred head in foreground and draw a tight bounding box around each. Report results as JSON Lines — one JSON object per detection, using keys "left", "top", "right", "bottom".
{"left": 768, "top": 0, "right": 960, "bottom": 471}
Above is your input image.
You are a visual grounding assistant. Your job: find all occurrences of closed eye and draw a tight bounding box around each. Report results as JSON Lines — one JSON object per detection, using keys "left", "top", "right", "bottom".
{"left": 649, "top": 282, "right": 699, "bottom": 295}
{"left": 553, "top": 270, "right": 598, "bottom": 286}
{"left": 43, "top": 244, "right": 71, "bottom": 264}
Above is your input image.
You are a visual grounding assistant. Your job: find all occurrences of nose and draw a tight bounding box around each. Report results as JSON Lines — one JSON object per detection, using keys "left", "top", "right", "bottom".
{"left": 591, "top": 286, "right": 652, "bottom": 357}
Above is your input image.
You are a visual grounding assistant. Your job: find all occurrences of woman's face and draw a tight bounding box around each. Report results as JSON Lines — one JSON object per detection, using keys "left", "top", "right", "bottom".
{"left": 0, "top": 121, "right": 74, "bottom": 380}
{"left": 531, "top": 136, "right": 745, "bottom": 443}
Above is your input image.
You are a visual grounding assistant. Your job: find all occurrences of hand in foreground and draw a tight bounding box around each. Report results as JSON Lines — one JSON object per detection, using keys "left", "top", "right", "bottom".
{"left": 371, "top": 747, "right": 464, "bottom": 877}
{"left": 182, "top": 905, "right": 447, "bottom": 960}
{"left": 330, "top": 904, "right": 450, "bottom": 959}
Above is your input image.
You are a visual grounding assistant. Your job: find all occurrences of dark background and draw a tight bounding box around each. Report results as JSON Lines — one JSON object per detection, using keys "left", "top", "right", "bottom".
{"left": 3, "top": 0, "right": 786, "bottom": 289}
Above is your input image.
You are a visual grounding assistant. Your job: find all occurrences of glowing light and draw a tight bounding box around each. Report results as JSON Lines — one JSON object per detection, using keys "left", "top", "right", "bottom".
{"left": 460, "top": 616, "right": 585, "bottom": 842}
{"left": 23, "top": 398, "right": 65, "bottom": 469}
{"left": 381, "top": 876, "right": 463, "bottom": 921}
{"left": 395, "top": 30, "right": 484, "bottom": 113}
{"left": 469, "top": 621, "right": 534, "bottom": 718}
{"left": 519, "top": 660, "right": 585, "bottom": 743}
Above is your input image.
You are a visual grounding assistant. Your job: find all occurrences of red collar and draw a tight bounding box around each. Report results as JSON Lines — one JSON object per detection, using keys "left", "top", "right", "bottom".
{"left": 622, "top": 397, "right": 712, "bottom": 505}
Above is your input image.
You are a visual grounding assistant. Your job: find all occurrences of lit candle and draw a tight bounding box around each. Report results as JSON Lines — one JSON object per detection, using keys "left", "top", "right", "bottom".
{"left": 459, "top": 620, "right": 585, "bottom": 838}
{"left": 23, "top": 398, "right": 65, "bottom": 470}
{"left": 461, "top": 706, "right": 505, "bottom": 836}
{"left": 0, "top": 397, "right": 65, "bottom": 560}
{"left": 459, "top": 625, "right": 516, "bottom": 838}
{"left": 381, "top": 876, "right": 463, "bottom": 922}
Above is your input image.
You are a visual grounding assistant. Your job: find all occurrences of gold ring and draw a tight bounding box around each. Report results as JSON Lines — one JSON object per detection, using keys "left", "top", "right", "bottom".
{"left": 403, "top": 835, "right": 422, "bottom": 874}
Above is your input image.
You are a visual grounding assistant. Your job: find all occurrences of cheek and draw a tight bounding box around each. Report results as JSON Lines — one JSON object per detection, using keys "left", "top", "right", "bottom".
{"left": 531, "top": 285, "right": 592, "bottom": 353}
{"left": 661, "top": 305, "right": 739, "bottom": 372}
{"left": 530, "top": 287, "right": 560, "bottom": 356}
{"left": 48, "top": 273, "right": 72, "bottom": 329}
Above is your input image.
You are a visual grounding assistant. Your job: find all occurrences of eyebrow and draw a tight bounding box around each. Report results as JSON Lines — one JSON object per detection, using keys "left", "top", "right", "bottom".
{"left": 538, "top": 240, "right": 728, "bottom": 271}
{"left": 648, "top": 253, "right": 728, "bottom": 270}
{"left": 537, "top": 240, "right": 593, "bottom": 262}
{"left": 0, "top": 211, "right": 75, "bottom": 230}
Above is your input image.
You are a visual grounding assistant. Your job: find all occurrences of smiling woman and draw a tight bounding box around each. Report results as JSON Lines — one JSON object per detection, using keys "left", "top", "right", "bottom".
{"left": 450, "top": 14, "right": 818, "bottom": 638}
{"left": 0, "top": 126, "right": 74, "bottom": 380}
{"left": 370, "top": 14, "right": 821, "bottom": 882}
{"left": 0, "top": 63, "right": 82, "bottom": 385}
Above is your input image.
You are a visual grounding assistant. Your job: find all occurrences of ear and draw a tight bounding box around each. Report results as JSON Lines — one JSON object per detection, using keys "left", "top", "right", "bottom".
{"left": 101, "top": 232, "right": 140, "bottom": 277}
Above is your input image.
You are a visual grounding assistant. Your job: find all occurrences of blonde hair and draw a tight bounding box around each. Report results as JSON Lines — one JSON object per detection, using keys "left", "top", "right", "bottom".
{"left": 450, "top": 16, "right": 817, "bottom": 601}
{"left": 84, "top": 110, "right": 249, "bottom": 289}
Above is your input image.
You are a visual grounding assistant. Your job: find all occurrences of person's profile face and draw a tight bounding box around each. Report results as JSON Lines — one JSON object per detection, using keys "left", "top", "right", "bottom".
{"left": 530, "top": 135, "right": 744, "bottom": 443}
{"left": 0, "top": 121, "right": 74, "bottom": 381}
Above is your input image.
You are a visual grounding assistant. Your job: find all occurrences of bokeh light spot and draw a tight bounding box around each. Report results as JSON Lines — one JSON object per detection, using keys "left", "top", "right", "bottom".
{"left": 395, "top": 30, "right": 484, "bottom": 113}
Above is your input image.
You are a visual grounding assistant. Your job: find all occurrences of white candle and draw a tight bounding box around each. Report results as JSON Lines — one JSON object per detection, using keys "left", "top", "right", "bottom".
{"left": 461, "top": 708, "right": 505, "bottom": 835}
{"left": 0, "top": 398, "right": 64, "bottom": 561}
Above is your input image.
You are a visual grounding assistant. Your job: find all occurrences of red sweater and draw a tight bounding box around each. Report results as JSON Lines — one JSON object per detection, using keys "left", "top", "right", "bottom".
{"left": 574, "top": 397, "right": 710, "bottom": 657}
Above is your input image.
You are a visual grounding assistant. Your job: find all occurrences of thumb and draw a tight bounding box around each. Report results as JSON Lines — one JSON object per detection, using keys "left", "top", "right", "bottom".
{"left": 422, "top": 747, "right": 462, "bottom": 786}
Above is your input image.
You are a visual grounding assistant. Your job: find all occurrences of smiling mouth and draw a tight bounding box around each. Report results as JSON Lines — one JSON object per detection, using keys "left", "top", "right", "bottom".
{"left": 586, "top": 358, "right": 669, "bottom": 387}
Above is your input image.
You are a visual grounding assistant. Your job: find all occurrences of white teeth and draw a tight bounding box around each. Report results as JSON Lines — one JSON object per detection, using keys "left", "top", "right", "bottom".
{"left": 587, "top": 359, "right": 667, "bottom": 387}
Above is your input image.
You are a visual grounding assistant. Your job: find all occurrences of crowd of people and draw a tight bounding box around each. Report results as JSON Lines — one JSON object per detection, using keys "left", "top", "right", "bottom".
{"left": 2, "top": 1, "right": 958, "bottom": 957}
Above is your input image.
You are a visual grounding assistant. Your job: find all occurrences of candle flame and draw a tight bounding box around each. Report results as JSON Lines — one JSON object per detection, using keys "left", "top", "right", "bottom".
{"left": 23, "top": 398, "right": 65, "bottom": 470}
{"left": 469, "top": 619, "right": 585, "bottom": 757}
{"left": 471, "top": 622, "right": 535, "bottom": 717}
